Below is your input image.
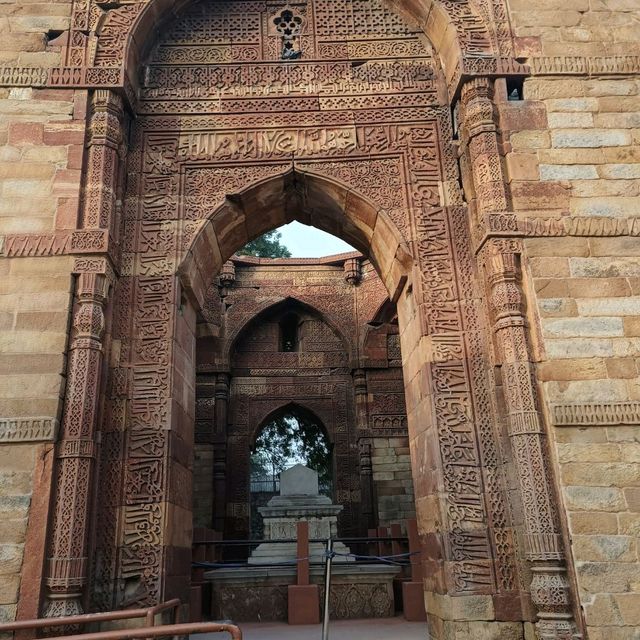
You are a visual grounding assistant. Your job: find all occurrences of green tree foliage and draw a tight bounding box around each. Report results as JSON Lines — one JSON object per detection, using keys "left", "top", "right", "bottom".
{"left": 239, "top": 230, "right": 292, "bottom": 258}
{"left": 251, "top": 407, "right": 332, "bottom": 489}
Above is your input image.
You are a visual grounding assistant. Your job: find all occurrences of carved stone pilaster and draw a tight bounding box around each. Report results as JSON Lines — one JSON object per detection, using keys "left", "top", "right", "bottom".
{"left": 353, "top": 368, "right": 374, "bottom": 528}
{"left": 481, "top": 238, "right": 580, "bottom": 639}
{"left": 81, "top": 90, "right": 125, "bottom": 236}
{"left": 459, "top": 77, "right": 509, "bottom": 218}
{"left": 44, "top": 272, "right": 109, "bottom": 618}
{"left": 213, "top": 373, "right": 230, "bottom": 532}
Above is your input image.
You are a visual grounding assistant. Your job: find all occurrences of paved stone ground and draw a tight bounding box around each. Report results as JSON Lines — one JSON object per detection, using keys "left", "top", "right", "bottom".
{"left": 197, "top": 617, "right": 429, "bottom": 640}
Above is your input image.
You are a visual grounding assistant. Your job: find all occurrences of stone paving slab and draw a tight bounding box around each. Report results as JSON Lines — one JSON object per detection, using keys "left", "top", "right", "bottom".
{"left": 196, "top": 617, "right": 429, "bottom": 640}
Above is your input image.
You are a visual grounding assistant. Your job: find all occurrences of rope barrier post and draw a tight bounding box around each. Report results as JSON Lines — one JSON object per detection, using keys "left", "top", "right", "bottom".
{"left": 321, "top": 538, "right": 333, "bottom": 640}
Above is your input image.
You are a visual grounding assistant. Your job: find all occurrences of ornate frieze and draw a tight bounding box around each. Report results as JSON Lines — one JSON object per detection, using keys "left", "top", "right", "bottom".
{"left": 0, "top": 417, "right": 59, "bottom": 443}
{"left": 552, "top": 402, "right": 640, "bottom": 427}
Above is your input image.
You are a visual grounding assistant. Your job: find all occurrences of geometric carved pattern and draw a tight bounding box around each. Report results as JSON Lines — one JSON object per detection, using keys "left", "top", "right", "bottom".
{"left": 0, "top": 417, "right": 58, "bottom": 442}
{"left": 552, "top": 401, "right": 640, "bottom": 427}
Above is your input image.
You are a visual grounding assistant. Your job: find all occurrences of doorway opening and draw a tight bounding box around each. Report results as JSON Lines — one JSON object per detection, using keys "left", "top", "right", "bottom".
{"left": 250, "top": 404, "right": 332, "bottom": 538}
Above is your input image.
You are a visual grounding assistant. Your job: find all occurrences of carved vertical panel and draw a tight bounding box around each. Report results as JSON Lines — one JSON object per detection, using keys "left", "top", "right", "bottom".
{"left": 461, "top": 77, "right": 580, "bottom": 636}
{"left": 45, "top": 272, "right": 109, "bottom": 618}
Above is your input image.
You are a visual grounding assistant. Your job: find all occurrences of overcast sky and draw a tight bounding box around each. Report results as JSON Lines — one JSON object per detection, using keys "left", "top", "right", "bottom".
{"left": 277, "top": 222, "right": 355, "bottom": 257}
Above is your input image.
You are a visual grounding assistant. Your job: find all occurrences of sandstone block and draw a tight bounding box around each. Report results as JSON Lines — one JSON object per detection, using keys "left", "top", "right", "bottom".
{"left": 571, "top": 178, "right": 640, "bottom": 198}
{"left": 537, "top": 297, "right": 578, "bottom": 317}
{"left": 617, "top": 513, "right": 640, "bottom": 537}
{"left": 543, "top": 317, "right": 623, "bottom": 338}
{"left": 576, "top": 561, "right": 639, "bottom": 594}
{"left": 546, "top": 338, "right": 614, "bottom": 359}
{"left": 547, "top": 112, "right": 594, "bottom": 128}
{"left": 570, "top": 257, "right": 640, "bottom": 278}
{"left": 7, "top": 123, "right": 43, "bottom": 146}
{"left": 539, "top": 164, "right": 598, "bottom": 180}
{"left": 0, "top": 574, "right": 19, "bottom": 604}
{"left": 505, "top": 153, "right": 539, "bottom": 181}
{"left": 0, "top": 545, "right": 23, "bottom": 576}
{"left": 624, "top": 487, "right": 640, "bottom": 511}
{"left": 620, "top": 443, "right": 640, "bottom": 463}
{"left": 538, "top": 148, "right": 605, "bottom": 164}
{"left": 0, "top": 604, "right": 17, "bottom": 623}
{"left": 568, "top": 278, "right": 631, "bottom": 298}
{"left": 533, "top": 278, "right": 569, "bottom": 298}
{"left": 599, "top": 164, "right": 640, "bottom": 180}
{"left": 509, "top": 130, "right": 550, "bottom": 150}
{"left": 564, "top": 486, "right": 626, "bottom": 511}
{"left": 555, "top": 427, "right": 608, "bottom": 445}
{"left": 583, "top": 594, "right": 623, "bottom": 626}
{"left": 605, "top": 358, "right": 637, "bottom": 378}
{"left": 511, "top": 181, "right": 569, "bottom": 210}
{"left": 529, "top": 257, "right": 570, "bottom": 278}
{"left": 551, "top": 129, "right": 631, "bottom": 148}
{"left": 598, "top": 96, "right": 640, "bottom": 113}
{"left": 572, "top": 534, "right": 637, "bottom": 562}
{"left": 425, "top": 592, "right": 495, "bottom": 621}
{"left": 538, "top": 358, "right": 607, "bottom": 381}
{"left": 558, "top": 443, "right": 622, "bottom": 464}
{"left": 570, "top": 196, "right": 639, "bottom": 216}
{"left": 545, "top": 98, "right": 599, "bottom": 112}
{"left": 578, "top": 297, "right": 640, "bottom": 316}
{"left": 569, "top": 512, "right": 618, "bottom": 534}
{"left": 525, "top": 237, "right": 589, "bottom": 257}
{"left": 614, "top": 593, "right": 640, "bottom": 626}
{"left": 523, "top": 78, "right": 589, "bottom": 100}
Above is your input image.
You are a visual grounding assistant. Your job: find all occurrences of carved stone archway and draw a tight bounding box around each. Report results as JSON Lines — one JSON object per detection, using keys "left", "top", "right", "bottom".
{"left": 39, "top": 0, "right": 582, "bottom": 637}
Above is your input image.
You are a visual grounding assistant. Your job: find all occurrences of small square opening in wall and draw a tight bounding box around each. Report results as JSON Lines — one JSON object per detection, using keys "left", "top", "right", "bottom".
{"left": 507, "top": 77, "right": 524, "bottom": 101}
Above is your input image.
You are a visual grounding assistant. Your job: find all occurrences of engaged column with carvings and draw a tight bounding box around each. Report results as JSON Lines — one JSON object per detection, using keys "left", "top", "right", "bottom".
{"left": 213, "top": 373, "right": 230, "bottom": 533}
{"left": 353, "top": 368, "right": 375, "bottom": 529}
{"left": 460, "top": 78, "right": 580, "bottom": 639}
{"left": 44, "top": 270, "right": 109, "bottom": 617}
{"left": 82, "top": 89, "right": 124, "bottom": 241}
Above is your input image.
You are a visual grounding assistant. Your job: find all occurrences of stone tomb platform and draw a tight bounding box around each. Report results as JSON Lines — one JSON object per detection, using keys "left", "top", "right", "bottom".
{"left": 205, "top": 564, "right": 400, "bottom": 622}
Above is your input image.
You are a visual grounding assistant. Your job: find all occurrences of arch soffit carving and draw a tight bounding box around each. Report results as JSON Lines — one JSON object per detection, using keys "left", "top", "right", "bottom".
{"left": 178, "top": 168, "right": 413, "bottom": 314}
{"left": 227, "top": 295, "right": 355, "bottom": 367}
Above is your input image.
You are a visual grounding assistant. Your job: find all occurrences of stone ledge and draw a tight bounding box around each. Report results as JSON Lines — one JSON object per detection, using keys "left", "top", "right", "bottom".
{"left": 0, "top": 417, "right": 58, "bottom": 443}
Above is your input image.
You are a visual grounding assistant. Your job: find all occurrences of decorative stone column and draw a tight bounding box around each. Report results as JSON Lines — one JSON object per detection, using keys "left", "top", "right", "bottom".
{"left": 44, "top": 269, "right": 109, "bottom": 617}
{"left": 82, "top": 90, "right": 124, "bottom": 238}
{"left": 213, "top": 373, "right": 230, "bottom": 533}
{"left": 483, "top": 239, "right": 577, "bottom": 639}
{"left": 353, "top": 368, "right": 375, "bottom": 529}
{"left": 460, "top": 78, "right": 580, "bottom": 639}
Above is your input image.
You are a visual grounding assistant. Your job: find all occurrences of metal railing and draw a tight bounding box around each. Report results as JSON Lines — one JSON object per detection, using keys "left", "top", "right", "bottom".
{"left": 0, "top": 599, "right": 181, "bottom": 637}
{"left": 43, "top": 622, "right": 242, "bottom": 640}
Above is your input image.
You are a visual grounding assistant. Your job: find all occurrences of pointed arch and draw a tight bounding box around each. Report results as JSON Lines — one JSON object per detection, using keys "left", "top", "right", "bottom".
{"left": 251, "top": 401, "right": 333, "bottom": 447}
{"left": 226, "top": 295, "right": 355, "bottom": 367}
{"left": 178, "top": 168, "right": 413, "bottom": 313}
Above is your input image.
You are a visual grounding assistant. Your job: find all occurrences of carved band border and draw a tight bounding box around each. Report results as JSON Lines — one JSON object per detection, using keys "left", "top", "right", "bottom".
{"left": 5, "top": 215, "right": 640, "bottom": 262}
{"left": 530, "top": 55, "right": 640, "bottom": 77}
{"left": 0, "top": 417, "right": 59, "bottom": 443}
{"left": 551, "top": 402, "right": 640, "bottom": 427}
